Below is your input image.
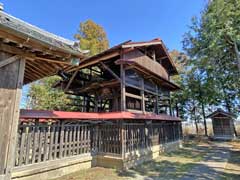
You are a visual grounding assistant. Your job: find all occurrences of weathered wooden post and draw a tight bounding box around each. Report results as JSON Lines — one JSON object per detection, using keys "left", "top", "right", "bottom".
{"left": 0, "top": 52, "right": 25, "bottom": 180}
{"left": 120, "top": 63, "right": 126, "bottom": 111}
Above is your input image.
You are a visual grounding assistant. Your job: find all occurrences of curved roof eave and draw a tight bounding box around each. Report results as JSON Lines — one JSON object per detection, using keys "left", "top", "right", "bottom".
{"left": 0, "top": 10, "right": 88, "bottom": 57}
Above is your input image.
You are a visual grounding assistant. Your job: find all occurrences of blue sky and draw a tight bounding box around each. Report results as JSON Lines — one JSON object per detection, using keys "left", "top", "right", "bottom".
{"left": 2, "top": 0, "right": 207, "bottom": 50}
{"left": 1, "top": 0, "right": 207, "bottom": 107}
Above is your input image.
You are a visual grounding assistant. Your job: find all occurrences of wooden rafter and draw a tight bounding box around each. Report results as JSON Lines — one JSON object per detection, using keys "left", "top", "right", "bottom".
{"left": 122, "top": 41, "right": 162, "bottom": 49}
{"left": 0, "top": 29, "right": 82, "bottom": 58}
{"left": 0, "top": 42, "right": 76, "bottom": 66}
{"left": 25, "top": 61, "right": 48, "bottom": 77}
{"left": 0, "top": 55, "right": 20, "bottom": 68}
{"left": 100, "top": 62, "right": 121, "bottom": 81}
{"left": 156, "top": 56, "right": 168, "bottom": 61}
{"left": 68, "top": 51, "right": 120, "bottom": 72}
{"left": 64, "top": 70, "right": 78, "bottom": 92}
{"left": 71, "top": 80, "right": 119, "bottom": 93}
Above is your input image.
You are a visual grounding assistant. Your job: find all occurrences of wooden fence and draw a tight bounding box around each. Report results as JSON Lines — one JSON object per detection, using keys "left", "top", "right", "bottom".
{"left": 123, "top": 122, "right": 182, "bottom": 154}
{"left": 15, "top": 120, "right": 182, "bottom": 167}
{"left": 15, "top": 121, "right": 92, "bottom": 167}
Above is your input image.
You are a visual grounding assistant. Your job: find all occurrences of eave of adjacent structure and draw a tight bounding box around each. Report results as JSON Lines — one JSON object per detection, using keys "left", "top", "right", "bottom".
{"left": 20, "top": 109, "right": 181, "bottom": 121}
{"left": 0, "top": 10, "right": 88, "bottom": 84}
{"left": 0, "top": 10, "right": 87, "bottom": 57}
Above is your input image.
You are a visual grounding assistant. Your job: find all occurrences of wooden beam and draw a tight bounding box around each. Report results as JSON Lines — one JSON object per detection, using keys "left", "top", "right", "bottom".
{"left": 126, "top": 92, "right": 148, "bottom": 101}
{"left": 71, "top": 80, "right": 120, "bottom": 93}
{"left": 155, "top": 85, "right": 159, "bottom": 114}
{"left": 0, "top": 55, "right": 20, "bottom": 68}
{"left": 122, "top": 41, "right": 161, "bottom": 49}
{"left": 100, "top": 62, "right": 121, "bottom": 81}
{"left": 152, "top": 50, "right": 156, "bottom": 61}
{"left": 25, "top": 61, "right": 49, "bottom": 77}
{"left": 64, "top": 70, "right": 78, "bottom": 92}
{"left": 120, "top": 64, "right": 126, "bottom": 111}
{"left": 68, "top": 51, "right": 120, "bottom": 72}
{"left": 156, "top": 56, "right": 168, "bottom": 61}
{"left": 141, "top": 78, "right": 145, "bottom": 113}
{"left": 6, "top": 58, "right": 26, "bottom": 180}
{"left": 0, "top": 29, "right": 81, "bottom": 58}
{"left": 0, "top": 43, "right": 76, "bottom": 66}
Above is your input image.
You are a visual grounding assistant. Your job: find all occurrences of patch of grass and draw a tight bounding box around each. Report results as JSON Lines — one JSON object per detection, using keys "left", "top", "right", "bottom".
{"left": 220, "top": 141, "right": 240, "bottom": 180}
{"left": 164, "top": 141, "right": 207, "bottom": 162}
{"left": 53, "top": 141, "right": 209, "bottom": 180}
{"left": 53, "top": 167, "right": 131, "bottom": 180}
{"left": 129, "top": 141, "right": 206, "bottom": 179}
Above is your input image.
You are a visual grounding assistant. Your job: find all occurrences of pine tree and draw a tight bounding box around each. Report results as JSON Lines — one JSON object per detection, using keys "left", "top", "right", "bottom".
{"left": 75, "top": 20, "right": 109, "bottom": 56}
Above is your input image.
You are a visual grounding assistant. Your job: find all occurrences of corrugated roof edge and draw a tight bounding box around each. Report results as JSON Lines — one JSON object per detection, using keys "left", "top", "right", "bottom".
{"left": 20, "top": 109, "right": 182, "bottom": 121}
{"left": 0, "top": 10, "right": 89, "bottom": 56}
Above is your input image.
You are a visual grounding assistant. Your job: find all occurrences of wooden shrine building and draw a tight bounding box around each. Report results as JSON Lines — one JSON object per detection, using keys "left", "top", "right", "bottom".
{"left": 207, "top": 109, "right": 236, "bottom": 140}
{"left": 57, "top": 38, "right": 180, "bottom": 113}
{"left": 0, "top": 6, "right": 182, "bottom": 180}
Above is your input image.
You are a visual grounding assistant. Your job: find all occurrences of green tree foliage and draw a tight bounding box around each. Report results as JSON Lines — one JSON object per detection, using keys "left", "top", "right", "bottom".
{"left": 75, "top": 19, "right": 109, "bottom": 56}
{"left": 172, "top": 0, "right": 240, "bottom": 136}
{"left": 27, "top": 76, "right": 71, "bottom": 111}
{"left": 170, "top": 50, "right": 189, "bottom": 119}
{"left": 183, "top": 0, "right": 240, "bottom": 114}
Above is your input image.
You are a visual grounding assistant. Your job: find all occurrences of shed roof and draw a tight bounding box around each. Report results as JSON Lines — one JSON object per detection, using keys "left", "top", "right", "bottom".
{"left": 207, "top": 109, "right": 236, "bottom": 119}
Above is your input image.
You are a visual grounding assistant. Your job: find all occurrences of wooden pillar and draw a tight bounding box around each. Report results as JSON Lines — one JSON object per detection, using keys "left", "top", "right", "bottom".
{"left": 155, "top": 85, "right": 159, "bottom": 114}
{"left": 120, "top": 121, "right": 125, "bottom": 159}
{"left": 152, "top": 50, "right": 156, "bottom": 61}
{"left": 0, "top": 52, "right": 25, "bottom": 180}
{"left": 141, "top": 78, "right": 145, "bottom": 113}
{"left": 169, "top": 92, "right": 172, "bottom": 116}
{"left": 83, "top": 95, "right": 86, "bottom": 112}
{"left": 112, "top": 89, "right": 119, "bottom": 111}
{"left": 120, "top": 64, "right": 126, "bottom": 111}
{"left": 94, "top": 94, "right": 98, "bottom": 112}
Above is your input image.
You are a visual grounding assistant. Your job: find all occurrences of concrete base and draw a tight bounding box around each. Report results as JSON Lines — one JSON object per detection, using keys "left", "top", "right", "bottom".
{"left": 94, "top": 141, "right": 182, "bottom": 170}
{"left": 212, "top": 135, "right": 235, "bottom": 141}
{"left": 12, "top": 154, "right": 92, "bottom": 180}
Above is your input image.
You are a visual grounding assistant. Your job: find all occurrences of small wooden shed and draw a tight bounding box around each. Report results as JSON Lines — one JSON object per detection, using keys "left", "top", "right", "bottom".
{"left": 207, "top": 109, "right": 236, "bottom": 140}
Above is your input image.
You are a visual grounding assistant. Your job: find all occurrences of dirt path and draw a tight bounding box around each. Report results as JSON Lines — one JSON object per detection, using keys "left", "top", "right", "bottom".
{"left": 180, "top": 142, "right": 232, "bottom": 180}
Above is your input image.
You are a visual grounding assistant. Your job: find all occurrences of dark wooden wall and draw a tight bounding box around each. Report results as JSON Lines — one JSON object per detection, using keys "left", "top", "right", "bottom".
{"left": 212, "top": 118, "right": 235, "bottom": 137}
{"left": 0, "top": 51, "right": 25, "bottom": 180}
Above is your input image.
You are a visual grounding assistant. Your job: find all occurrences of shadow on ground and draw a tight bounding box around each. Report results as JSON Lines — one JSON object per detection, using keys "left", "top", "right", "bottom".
{"left": 54, "top": 141, "right": 240, "bottom": 180}
{"left": 116, "top": 141, "right": 240, "bottom": 180}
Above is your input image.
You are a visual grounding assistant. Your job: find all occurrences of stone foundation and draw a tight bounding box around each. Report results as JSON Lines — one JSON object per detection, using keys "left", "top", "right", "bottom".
{"left": 213, "top": 135, "right": 235, "bottom": 141}
{"left": 12, "top": 154, "right": 92, "bottom": 180}
{"left": 94, "top": 140, "right": 182, "bottom": 170}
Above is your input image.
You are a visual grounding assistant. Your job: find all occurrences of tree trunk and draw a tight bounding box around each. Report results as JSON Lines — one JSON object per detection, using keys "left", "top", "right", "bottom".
{"left": 193, "top": 107, "right": 199, "bottom": 135}
{"left": 234, "top": 41, "right": 240, "bottom": 72}
{"left": 198, "top": 81, "right": 208, "bottom": 136}
{"left": 176, "top": 102, "right": 179, "bottom": 117}
{"left": 223, "top": 92, "right": 238, "bottom": 137}
{"left": 201, "top": 103, "right": 208, "bottom": 136}
{"left": 194, "top": 118, "right": 199, "bottom": 135}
